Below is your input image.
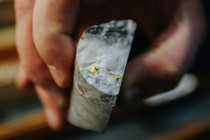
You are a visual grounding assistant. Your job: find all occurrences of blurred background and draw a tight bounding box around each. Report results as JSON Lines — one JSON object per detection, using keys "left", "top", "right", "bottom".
{"left": 0, "top": 1, "right": 210, "bottom": 140}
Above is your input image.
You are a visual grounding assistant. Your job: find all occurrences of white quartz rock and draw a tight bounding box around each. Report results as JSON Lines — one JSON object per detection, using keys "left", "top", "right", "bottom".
{"left": 68, "top": 20, "right": 136, "bottom": 132}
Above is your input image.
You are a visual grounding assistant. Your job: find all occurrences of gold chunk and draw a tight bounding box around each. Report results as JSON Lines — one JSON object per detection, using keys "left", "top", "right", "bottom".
{"left": 87, "top": 66, "right": 99, "bottom": 74}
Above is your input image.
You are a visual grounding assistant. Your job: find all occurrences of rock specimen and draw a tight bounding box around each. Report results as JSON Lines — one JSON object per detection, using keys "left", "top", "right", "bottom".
{"left": 68, "top": 20, "right": 136, "bottom": 132}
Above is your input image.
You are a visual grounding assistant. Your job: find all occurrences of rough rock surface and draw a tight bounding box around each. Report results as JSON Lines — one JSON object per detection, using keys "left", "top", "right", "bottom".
{"left": 68, "top": 20, "right": 136, "bottom": 132}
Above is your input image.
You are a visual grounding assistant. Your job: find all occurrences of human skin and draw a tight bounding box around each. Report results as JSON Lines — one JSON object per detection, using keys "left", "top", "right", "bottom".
{"left": 14, "top": 0, "right": 205, "bottom": 130}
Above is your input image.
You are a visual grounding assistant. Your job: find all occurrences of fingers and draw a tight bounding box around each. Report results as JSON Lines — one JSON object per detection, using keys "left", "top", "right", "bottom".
{"left": 15, "top": 0, "right": 53, "bottom": 87}
{"left": 35, "top": 86, "right": 68, "bottom": 130}
{"left": 15, "top": 0, "right": 69, "bottom": 130}
{"left": 33, "top": 0, "right": 79, "bottom": 88}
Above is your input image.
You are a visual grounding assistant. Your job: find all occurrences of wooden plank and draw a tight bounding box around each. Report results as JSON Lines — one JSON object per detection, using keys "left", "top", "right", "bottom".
{"left": 0, "top": 26, "right": 15, "bottom": 52}
{"left": 0, "top": 109, "right": 48, "bottom": 140}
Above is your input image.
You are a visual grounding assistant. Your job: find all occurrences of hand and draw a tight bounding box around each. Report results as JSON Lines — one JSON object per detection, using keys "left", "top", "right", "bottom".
{"left": 15, "top": 0, "right": 79, "bottom": 130}
{"left": 118, "top": 0, "right": 205, "bottom": 109}
{"left": 14, "top": 0, "right": 205, "bottom": 130}
{"left": 14, "top": 0, "right": 108, "bottom": 130}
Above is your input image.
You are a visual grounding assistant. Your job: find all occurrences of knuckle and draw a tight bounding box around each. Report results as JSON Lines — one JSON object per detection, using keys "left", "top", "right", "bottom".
{"left": 33, "top": 26, "right": 57, "bottom": 50}
{"left": 33, "top": 16, "right": 60, "bottom": 47}
{"left": 33, "top": 34, "right": 57, "bottom": 65}
{"left": 145, "top": 55, "right": 180, "bottom": 78}
{"left": 33, "top": 27, "right": 52, "bottom": 47}
{"left": 159, "top": 61, "right": 179, "bottom": 77}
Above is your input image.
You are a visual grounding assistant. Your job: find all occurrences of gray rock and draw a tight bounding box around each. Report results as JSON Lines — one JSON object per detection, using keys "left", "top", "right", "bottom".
{"left": 68, "top": 20, "right": 136, "bottom": 132}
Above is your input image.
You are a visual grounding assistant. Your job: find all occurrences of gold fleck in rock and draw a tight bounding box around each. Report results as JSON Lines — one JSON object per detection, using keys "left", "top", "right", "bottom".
{"left": 87, "top": 66, "right": 99, "bottom": 74}
{"left": 111, "top": 74, "right": 121, "bottom": 81}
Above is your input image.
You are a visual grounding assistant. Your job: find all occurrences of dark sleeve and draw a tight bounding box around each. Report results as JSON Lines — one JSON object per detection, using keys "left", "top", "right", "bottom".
{"left": 189, "top": 0, "right": 210, "bottom": 75}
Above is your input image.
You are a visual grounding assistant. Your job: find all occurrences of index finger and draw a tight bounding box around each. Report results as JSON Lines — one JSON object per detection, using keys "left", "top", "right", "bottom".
{"left": 33, "top": 0, "right": 79, "bottom": 88}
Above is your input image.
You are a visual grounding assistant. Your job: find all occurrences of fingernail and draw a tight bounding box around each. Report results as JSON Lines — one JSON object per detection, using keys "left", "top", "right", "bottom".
{"left": 45, "top": 108, "right": 58, "bottom": 129}
{"left": 47, "top": 65, "right": 70, "bottom": 88}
